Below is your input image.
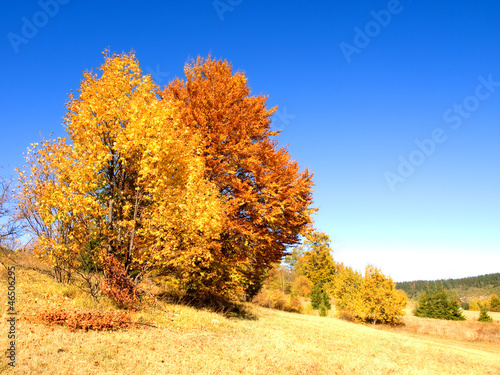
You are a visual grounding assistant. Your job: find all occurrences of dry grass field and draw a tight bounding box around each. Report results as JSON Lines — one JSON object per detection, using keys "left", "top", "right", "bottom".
{"left": 1, "top": 255, "right": 499, "bottom": 375}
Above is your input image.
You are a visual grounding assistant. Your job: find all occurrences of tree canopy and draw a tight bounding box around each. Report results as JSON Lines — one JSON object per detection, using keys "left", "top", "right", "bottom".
{"left": 16, "top": 51, "right": 316, "bottom": 300}
{"left": 160, "top": 56, "right": 316, "bottom": 293}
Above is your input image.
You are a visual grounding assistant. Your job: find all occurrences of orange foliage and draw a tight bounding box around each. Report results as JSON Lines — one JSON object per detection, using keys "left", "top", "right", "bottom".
{"left": 23, "top": 309, "right": 134, "bottom": 332}
{"left": 161, "top": 57, "right": 317, "bottom": 294}
{"left": 100, "top": 251, "right": 143, "bottom": 310}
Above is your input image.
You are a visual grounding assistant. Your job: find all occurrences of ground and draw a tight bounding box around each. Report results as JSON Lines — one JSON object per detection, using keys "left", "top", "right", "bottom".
{"left": 1, "top": 259, "right": 499, "bottom": 374}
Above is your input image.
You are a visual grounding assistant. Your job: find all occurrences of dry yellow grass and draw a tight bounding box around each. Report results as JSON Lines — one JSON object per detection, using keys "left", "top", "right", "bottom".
{"left": 1, "top": 259, "right": 499, "bottom": 374}
{"left": 374, "top": 308, "right": 500, "bottom": 345}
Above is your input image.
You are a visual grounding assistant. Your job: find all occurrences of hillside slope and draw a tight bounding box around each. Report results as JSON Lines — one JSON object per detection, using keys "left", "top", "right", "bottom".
{"left": 1, "top": 264, "right": 500, "bottom": 375}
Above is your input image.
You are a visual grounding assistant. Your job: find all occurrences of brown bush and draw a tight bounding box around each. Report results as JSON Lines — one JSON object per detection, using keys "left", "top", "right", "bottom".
{"left": 287, "top": 296, "right": 304, "bottom": 313}
{"left": 337, "top": 309, "right": 357, "bottom": 323}
{"left": 292, "top": 275, "right": 313, "bottom": 297}
{"left": 22, "top": 308, "right": 134, "bottom": 332}
{"left": 253, "top": 289, "right": 303, "bottom": 313}
{"left": 100, "top": 252, "right": 143, "bottom": 310}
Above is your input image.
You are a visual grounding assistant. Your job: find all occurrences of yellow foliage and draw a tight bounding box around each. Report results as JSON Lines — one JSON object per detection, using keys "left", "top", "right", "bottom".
{"left": 295, "top": 231, "right": 336, "bottom": 285}
{"left": 332, "top": 264, "right": 407, "bottom": 325}
{"left": 469, "top": 300, "right": 481, "bottom": 311}
{"left": 332, "top": 263, "right": 366, "bottom": 320}
{"left": 16, "top": 51, "right": 225, "bottom": 286}
{"left": 469, "top": 299, "right": 490, "bottom": 311}
{"left": 362, "top": 266, "right": 408, "bottom": 325}
{"left": 292, "top": 275, "right": 313, "bottom": 297}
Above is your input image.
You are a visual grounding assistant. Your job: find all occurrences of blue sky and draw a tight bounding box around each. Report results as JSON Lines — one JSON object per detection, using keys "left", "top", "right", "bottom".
{"left": 1, "top": 0, "right": 499, "bottom": 282}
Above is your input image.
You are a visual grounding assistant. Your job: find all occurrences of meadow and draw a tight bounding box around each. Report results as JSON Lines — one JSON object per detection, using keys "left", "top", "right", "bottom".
{"left": 1, "top": 254, "right": 499, "bottom": 375}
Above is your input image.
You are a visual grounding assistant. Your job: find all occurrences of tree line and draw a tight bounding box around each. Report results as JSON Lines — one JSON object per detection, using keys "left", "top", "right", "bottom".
{"left": 396, "top": 273, "right": 500, "bottom": 300}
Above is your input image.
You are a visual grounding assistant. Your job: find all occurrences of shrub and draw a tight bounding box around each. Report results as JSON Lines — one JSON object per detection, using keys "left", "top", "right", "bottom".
{"left": 361, "top": 266, "right": 407, "bottom": 325}
{"left": 490, "top": 294, "right": 500, "bottom": 312}
{"left": 292, "top": 275, "right": 313, "bottom": 297}
{"left": 333, "top": 264, "right": 366, "bottom": 322}
{"left": 413, "top": 288, "right": 465, "bottom": 321}
{"left": 334, "top": 265, "right": 406, "bottom": 325}
{"left": 478, "top": 306, "right": 493, "bottom": 323}
{"left": 100, "top": 252, "right": 143, "bottom": 310}
{"left": 288, "top": 296, "right": 304, "bottom": 313}
{"left": 469, "top": 300, "right": 481, "bottom": 311}
{"left": 253, "top": 289, "right": 303, "bottom": 313}
{"left": 336, "top": 309, "right": 352, "bottom": 321}
{"left": 23, "top": 309, "right": 134, "bottom": 331}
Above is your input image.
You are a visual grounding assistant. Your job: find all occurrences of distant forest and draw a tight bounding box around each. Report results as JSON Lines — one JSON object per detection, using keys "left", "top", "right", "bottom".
{"left": 396, "top": 273, "right": 500, "bottom": 300}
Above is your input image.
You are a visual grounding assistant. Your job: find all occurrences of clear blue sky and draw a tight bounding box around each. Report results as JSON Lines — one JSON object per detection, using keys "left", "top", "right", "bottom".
{"left": 2, "top": 0, "right": 499, "bottom": 282}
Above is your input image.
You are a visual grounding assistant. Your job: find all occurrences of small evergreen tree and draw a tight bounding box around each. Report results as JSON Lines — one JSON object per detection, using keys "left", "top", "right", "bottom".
{"left": 310, "top": 282, "right": 331, "bottom": 311}
{"left": 478, "top": 306, "right": 493, "bottom": 322}
{"left": 322, "top": 288, "right": 331, "bottom": 310}
{"left": 310, "top": 282, "right": 323, "bottom": 310}
{"left": 413, "top": 287, "right": 465, "bottom": 321}
{"left": 319, "top": 302, "right": 328, "bottom": 317}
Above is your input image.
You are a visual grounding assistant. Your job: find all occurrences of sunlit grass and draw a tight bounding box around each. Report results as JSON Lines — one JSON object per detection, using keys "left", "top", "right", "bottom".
{"left": 1, "top": 253, "right": 499, "bottom": 374}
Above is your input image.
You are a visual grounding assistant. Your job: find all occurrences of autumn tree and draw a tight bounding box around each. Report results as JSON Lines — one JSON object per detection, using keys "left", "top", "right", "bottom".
{"left": 332, "top": 263, "right": 365, "bottom": 321}
{"left": 16, "top": 144, "right": 80, "bottom": 284}
{"left": 490, "top": 294, "right": 500, "bottom": 312}
{"left": 161, "top": 57, "right": 316, "bottom": 295}
{"left": 331, "top": 264, "right": 407, "bottom": 324}
{"left": 17, "top": 51, "right": 225, "bottom": 300}
{"left": 469, "top": 300, "right": 481, "bottom": 311}
{"left": 361, "top": 266, "right": 407, "bottom": 325}
{"left": 292, "top": 275, "right": 313, "bottom": 297}
{"left": 295, "top": 231, "right": 336, "bottom": 286}
{"left": 283, "top": 244, "right": 305, "bottom": 270}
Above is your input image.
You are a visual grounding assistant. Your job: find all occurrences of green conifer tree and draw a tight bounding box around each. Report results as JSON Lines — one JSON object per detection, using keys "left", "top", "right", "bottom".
{"left": 311, "top": 282, "right": 331, "bottom": 311}
{"left": 310, "top": 282, "right": 323, "bottom": 310}
{"left": 413, "top": 287, "right": 465, "bottom": 321}
{"left": 319, "top": 302, "right": 328, "bottom": 317}
{"left": 478, "top": 306, "right": 493, "bottom": 322}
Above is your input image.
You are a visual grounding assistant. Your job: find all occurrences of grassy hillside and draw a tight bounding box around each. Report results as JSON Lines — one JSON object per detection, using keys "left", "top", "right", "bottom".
{"left": 1, "top": 255, "right": 500, "bottom": 374}
{"left": 396, "top": 273, "right": 500, "bottom": 300}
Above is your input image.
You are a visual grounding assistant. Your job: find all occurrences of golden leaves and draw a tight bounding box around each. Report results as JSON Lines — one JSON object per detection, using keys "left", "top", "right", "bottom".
{"left": 17, "top": 50, "right": 316, "bottom": 298}
{"left": 17, "top": 51, "right": 225, "bottom": 282}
